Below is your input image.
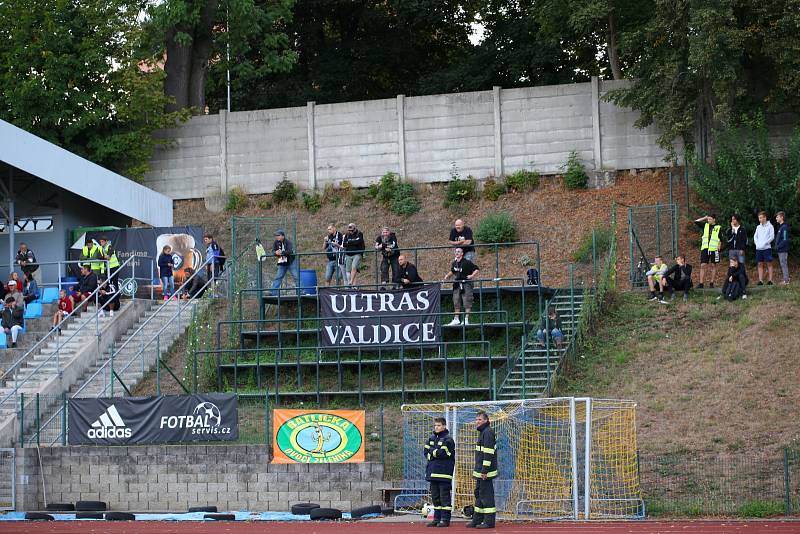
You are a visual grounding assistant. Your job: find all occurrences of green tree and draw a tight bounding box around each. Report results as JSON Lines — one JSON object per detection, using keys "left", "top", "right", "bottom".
{"left": 0, "top": 0, "right": 188, "bottom": 181}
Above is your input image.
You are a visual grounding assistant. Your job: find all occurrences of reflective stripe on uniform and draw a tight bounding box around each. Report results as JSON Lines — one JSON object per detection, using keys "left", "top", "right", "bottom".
{"left": 478, "top": 446, "right": 495, "bottom": 454}
{"left": 472, "top": 470, "right": 498, "bottom": 478}
{"left": 424, "top": 444, "right": 431, "bottom": 449}
{"left": 441, "top": 445, "right": 452, "bottom": 456}
{"left": 430, "top": 473, "right": 453, "bottom": 480}
{"left": 482, "top": 460, "right": 491, "bottom": 466}
{"left": 474, "top": 506, "right": 497, "bottom": 514}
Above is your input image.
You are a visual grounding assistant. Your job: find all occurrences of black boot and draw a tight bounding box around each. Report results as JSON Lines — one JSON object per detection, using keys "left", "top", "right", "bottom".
{"left": 426, "top": 521, "right": 439, "bottom": 527}
{"left": 436, "top": 521, "right": 450, "bottom": 527}
{"left": 466, "top": 513, "right": 484, "bottom": 528}
{"left": 476, "top": 513, "right": 495, "bottom": 528}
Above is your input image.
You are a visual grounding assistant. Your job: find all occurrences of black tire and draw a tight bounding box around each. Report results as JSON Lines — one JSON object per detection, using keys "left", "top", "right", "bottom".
{"left": 104, "top": 512, "right": 135, "bottom": 521}
{"left": 189, "top": 506, "right": 218, "bottom": 513}
{"left": 291, "top": 503, "right": 321, "bottom": 515}
{"left": 381, "top": 508, "right": 395, "bottom": 516}
{"left": 351, "top": 504, "right": 382, "bottom": 518}
{"left": 45, "top": 503, "right": 75, "bottom": 512}
{"left": 76, "top": 512, "right": 104, "bottom": 520}
{"left": 310, "top": 507, "right": 342, "bottom": 520}
{"left": 25, "top": 512, "right": 54, "bottom": 521}
{"left": 204, "top": 513, "right": 236, "bottom": 521}
{"left": 76, "top": 500, "right": 107, "bottom": 511}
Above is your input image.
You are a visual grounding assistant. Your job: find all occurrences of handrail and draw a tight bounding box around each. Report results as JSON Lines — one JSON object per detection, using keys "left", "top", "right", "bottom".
{"left": 1, "top": 256, "right": 158, "bottom": 289}
{"left": 0, "top": 254, "right": 140, "bottom": 407}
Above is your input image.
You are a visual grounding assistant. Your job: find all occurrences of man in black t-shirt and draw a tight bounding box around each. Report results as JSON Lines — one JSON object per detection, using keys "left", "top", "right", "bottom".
{"left": 397, "top": 254, "right": 423, "bottom": 288}
{"left": 374, "top": 226, "right": 400, "bottom": 285}
{"left": 443, "top": 248, "right": 479, "bottom": 326}
{"left": 343, "top": 223, "right": 365, "bottom": 286}
{"left": 448, "top": 219, "right": 476, "bottom": 261}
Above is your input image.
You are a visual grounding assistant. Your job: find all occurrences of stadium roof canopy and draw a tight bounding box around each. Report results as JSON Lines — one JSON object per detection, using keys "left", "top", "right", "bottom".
{"left": 0, "top": 118, "right": 172, "bottom": 227}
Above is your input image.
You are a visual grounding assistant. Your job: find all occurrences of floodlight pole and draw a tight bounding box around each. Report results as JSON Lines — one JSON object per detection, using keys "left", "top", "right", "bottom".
{"left": 226, "top": 4, "right": 231, "bottom": 113}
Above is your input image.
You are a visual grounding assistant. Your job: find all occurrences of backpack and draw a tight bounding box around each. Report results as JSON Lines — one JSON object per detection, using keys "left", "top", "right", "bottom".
{"left": 217, "top": 246, "right": 227, "bottom": 271}
{"left": 526, "top": 268, "right": 540, "bottom": 286}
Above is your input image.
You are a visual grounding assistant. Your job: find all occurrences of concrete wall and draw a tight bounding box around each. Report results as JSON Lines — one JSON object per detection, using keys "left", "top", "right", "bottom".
{"left": 15, "top": 445, "right": 383, "bottom": 512}
{"left": 144, "top": 78, "right": 681, "bottom": 200}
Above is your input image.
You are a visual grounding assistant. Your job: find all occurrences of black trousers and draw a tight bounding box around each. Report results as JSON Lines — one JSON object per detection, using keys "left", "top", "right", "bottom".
{"left": 429, "top": 480, "right": 452, "bottom": 522}
{"left": 666, "top": 277, "right": 692, "bottom": 292}
{"left": 472, "top": 477, "right": 496, "bottom": 526}
{"left": 380, "top": 255, "right": 399, "bottom": 284}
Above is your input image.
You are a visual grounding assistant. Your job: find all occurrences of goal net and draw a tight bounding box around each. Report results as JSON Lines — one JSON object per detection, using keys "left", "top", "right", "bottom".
{"left": 396, "top": 397, "right": 643, "bottom": 520}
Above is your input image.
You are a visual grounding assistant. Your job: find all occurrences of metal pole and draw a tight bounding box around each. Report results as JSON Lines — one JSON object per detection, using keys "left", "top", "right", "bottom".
{"left": 35, "top": 393, "right": 40, "bottom": 447}
{"left": 61, "top": 392, "right": 67, "bottom": 446}
{"left": 8, "top": 195, "right": 14, "bottom": 274}
{"left": 570, "top": 398, "right": 578, "bottom": 520}
{"left": 379, "top": 405, "right": 385, "bottom": 468}
{"left": 491, "top": 369, "right": 497, "bottom": 401}
{"left": 592, "top": 230, "right": 597, "bottom": 287}
{"left": 226, "top": 4, "right": 231, "bottom": 113}
{"left": 584, "top": 398, "right": 592, "bottom": 519}
{"left": 784, "top": 448, "right": 792, "bottom": 516}
{"left": 156, "top": 336, "right": 161, "bottom": 396}
{"left": 19, "top": 393, "right": 24, "bottom": 448}
{"left": 628, "top": 208, "right": 634, "bottom": 283}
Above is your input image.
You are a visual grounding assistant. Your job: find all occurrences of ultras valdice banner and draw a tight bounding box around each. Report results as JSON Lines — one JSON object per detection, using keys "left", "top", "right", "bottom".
{"left": 318, "top": 284, "right": 440, "bottom": 347}
{"left": 272, "top": 410, "right": 365, "bottom": 463}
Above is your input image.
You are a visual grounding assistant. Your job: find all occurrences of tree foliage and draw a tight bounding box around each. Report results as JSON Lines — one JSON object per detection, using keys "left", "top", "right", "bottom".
{"left": 0, "top": 0, "right": 189, "bottom": 181}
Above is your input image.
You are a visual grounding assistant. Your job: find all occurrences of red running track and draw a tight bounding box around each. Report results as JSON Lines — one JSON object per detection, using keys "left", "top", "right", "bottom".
{"left": 2, "top": 521, "right": 800, "bottom": 534}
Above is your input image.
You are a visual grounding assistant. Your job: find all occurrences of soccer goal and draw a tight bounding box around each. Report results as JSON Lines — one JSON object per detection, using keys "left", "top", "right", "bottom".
{"left": 396, "top": 397, "right": 644, "bottom": 520}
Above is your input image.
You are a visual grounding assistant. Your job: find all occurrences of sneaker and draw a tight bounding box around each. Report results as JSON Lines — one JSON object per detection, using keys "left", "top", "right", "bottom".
{"left": 447, "top": 317, "right": 461, "bottom": 326}
{"left": 163, "top": 295, "right": 169, "bottom": 301}
{"left": 648, "top": 296, "right": 658, "bottom": 302}
{"left": 11, "top": 342, "right": 16, "bottom": 348}
{"left": 709, "top": 282, "right": 714, "bottom": 288}
{"left": 659, "top": 299, "right": 669, "bottom": 304}
{"left": 109, "top": 310, "right": 114, "bottom": 317}
{"left": 683, "top": 293, "right": 689, "bottom": 302}
{"left": 426, "top": 521, "right": 439, "bottom": 528}
{"left": 782, "top": 280, "right": 790, "bottom": 285}
{"left": 670, "top": 293, "right": 675, "bottom": 301}
{"left": 57, "top": 327, "right": 62, "bottom": 335}
{"left": 767, "top": 281, "right": 774, "bottom": 286}
{"left": 463, "top": 316, "right": 470, "bottom": 326}
{"left": 757, "top": 281, "right": 764, "bottom": 286}
{"left": 98, "top": 310, "right": 105, "bottom": 317}
{"left": 742, "top": 294, "right": 748, "bottom": 299}
{"left": 697, "top": 283, "right": 704, "bottom": 289}
{"left": 716, "top": 295, "right": 722, "bottom": 300}
{"left": 436, "top": 522, "right": 450, "bottom": 528}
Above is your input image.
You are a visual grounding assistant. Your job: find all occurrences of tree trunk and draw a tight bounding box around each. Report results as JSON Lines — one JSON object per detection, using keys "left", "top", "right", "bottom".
{"left": 607, "top": 8, "right": 622, "bottom": 80}
{"left": 164, "top": 26, "right": 193, "bottom": 112}
{"left": 187, "top": 0, "right": 219, "bottom": 112}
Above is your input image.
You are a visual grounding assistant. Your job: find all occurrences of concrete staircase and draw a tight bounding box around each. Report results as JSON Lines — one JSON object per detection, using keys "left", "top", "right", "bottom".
{"left": 498, "top": 291, "right": 587, "bottom": 399}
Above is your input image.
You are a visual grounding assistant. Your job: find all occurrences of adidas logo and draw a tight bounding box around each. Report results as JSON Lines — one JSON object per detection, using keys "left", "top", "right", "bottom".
{"left": 87, "top": 405, "right": 132, "bottom": 439}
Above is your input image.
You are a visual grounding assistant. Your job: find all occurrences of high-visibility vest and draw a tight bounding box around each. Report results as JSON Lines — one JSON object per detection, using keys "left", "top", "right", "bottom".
{"left": 701, "top": 223, "right": 722, "bottom": 252}
{"left": 650, "top": 263, "right": 664, "bottom": 282}
{"left": 82, "top": 245, "right": 103, "bottom": 271}
{"left": 102, "top": 244, "right": 120, "bottom": 269}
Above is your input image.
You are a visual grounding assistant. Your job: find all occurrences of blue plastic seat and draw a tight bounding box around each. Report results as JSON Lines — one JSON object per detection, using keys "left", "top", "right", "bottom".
{"left": 23, "top": 302, "right": 42, "bottom": 319}
{"left": 0, "top": 334, "right": 6, "bottom": 349}
{"left": 42, "top": 287, "right": 59, "bottom": 304}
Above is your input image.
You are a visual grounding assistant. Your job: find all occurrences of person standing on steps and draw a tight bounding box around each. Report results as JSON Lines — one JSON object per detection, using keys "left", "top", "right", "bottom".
{"left": 468, "top": 411, "right": 497, "bottom": 529}
{"left": 448, "top": 219, "right": 476, "bottom": 261}
{"left": 323, "top": 224, "right": 345, "bottom": 286}
{"left": 443, "top": 248, "right": 479, "bottom": 326}
{"left": 424, "top": 417, "right": 455, "bottom": 528}
{"left": 754, "top": 211, "right": 775, "bottom": 286}
{"left": 343, "top": 223, "right": 365, "bottom": 287}
{"left": 695, "top": 214, "right": 722, "bottom": 289}
{"left": 374, "top": 226, "right": 400, "bottom": 286}
{"left": 270, "top": 230, "right": 300, "bottom": 296}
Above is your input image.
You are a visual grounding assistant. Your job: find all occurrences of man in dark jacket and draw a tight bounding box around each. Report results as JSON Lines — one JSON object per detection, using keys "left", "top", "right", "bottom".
{"left": 775, "top": 211, "right": 790, "bottom": 285}
{"left": 374, "top": 226, "right": 400, "bottom": 285}
{"left": 343, "top": 223, "right": 365, "bottom": 286}
{"left": 74, "top": 264, "right": 99, "bottom": 312}
{"left": 397, "top": 254, "right": 423, "bottom": 288}
{"left": 469, "top": 411, "right": 497, "bottom": 529}
{"left": 663, "top": 255, "right": 693, "bottom": 301}
{"left": 721, "top": 257, "right": 748, "bottom": 301}
{"left": 15, "top": 243, "right": 38, "bottom": 278}
{"left": 424, "top": 417, "right": 455, "bottom": 528}
{"left": 270, "top": 230, "right": 299, "bottom": 296}
{"left": 1, "top": 296, "right": 24, "bottom": 348}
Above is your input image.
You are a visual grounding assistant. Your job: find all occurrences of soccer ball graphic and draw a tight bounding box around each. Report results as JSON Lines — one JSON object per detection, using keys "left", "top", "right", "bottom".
{"left": 193, "top": 402, "right": 221, "bottom": 426}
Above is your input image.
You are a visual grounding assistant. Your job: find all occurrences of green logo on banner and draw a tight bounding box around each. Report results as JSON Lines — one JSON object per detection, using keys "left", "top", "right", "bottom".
{"left": 276, "top": 413, "right": 363, "bottom": 463}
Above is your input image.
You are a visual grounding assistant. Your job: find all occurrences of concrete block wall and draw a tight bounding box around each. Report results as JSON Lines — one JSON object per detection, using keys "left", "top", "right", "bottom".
{"left": 143, "top": 78, "right": 682, "bottom": 200}
{"left": 15, "top": 445, "right": 383, "bottom": 512}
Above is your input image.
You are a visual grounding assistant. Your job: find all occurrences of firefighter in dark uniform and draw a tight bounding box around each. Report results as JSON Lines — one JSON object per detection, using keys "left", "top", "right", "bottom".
{"left": 468, "top": 411, "right": 497, "bottom": 529}
{"left": 425, "top": 417, "right": 455, "bottom": 528}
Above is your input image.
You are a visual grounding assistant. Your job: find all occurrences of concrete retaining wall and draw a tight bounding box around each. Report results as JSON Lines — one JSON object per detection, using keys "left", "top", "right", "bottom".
{"left": 144, "top": 78, "right": 679, "bottom": 200}
{"left": 15, "top": 445, "right": 383, "bottom": 512}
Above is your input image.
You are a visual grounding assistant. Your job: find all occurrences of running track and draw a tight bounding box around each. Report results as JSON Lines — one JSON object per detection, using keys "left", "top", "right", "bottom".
{"left": 1, "top": 521, "right": 800, "bottom": 534}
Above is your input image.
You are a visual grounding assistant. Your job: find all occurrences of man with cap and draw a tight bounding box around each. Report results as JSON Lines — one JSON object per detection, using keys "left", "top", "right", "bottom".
{"left": 343, "top": 223, "right": 365, "bottom": 287}
{"left": 271, "top": 230, "right": 300, "bottom": 296}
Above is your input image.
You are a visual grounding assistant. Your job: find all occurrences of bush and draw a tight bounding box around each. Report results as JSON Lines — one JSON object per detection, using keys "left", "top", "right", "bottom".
{"left": 483, "top": 178, "right": 506, "bottom": 201}
{"left": 272, "top": 176, "right": 298, "bottom": 204}
{"left": 348, "top": 191, "right": 366, "bottom": 207}
{"left": 225, "top": 187, "right": 248, "bottom": 212}
{"left": 390, "top": 183, "right": 421, "bottom": 215}
{"left": 562, "top": 151, "right": 588, "bottom": 189}
{"left": 504, "top": 169, "right": 540, "bottom": 193}
{"left": 368, "top": 171, "right": 421, "bottom": 215}
{"left": 572, "top": 227, "right": 614, "bottom": 263}
{"left": 257, "top": 197, "right": 273, "bottom": 210}
{"left": 301, "top": 192, "right": 322, "bottom": 213}
{"left": 692, "top": 115, "right": 800, "bottom": 234}
{"left": 445, "top": 175, "right": 478, "bottom": 207}
{"left": 737, "top": 500, "right": 785, "bottom": 518}
{"left": 375, "top": 172, "right": 400, "bottom": 205}
{"left": 475, "top": 211, "right": 517, "bottom": 243}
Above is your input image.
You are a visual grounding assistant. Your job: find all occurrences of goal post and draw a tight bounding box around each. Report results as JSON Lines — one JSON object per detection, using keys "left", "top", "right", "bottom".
{"left": 396, "top": 397, "right": 644, "bottom": 521}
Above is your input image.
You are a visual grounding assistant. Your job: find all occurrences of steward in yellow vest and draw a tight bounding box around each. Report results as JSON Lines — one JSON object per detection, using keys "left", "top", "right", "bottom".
{"left": 80, "top": 241, "right": 103, "bottom": 275}
{"left": 98, "top": 236, "right": 120, "bottom": 281}
{"left": 695, "top": 214, "right": 722, "bottom": 288}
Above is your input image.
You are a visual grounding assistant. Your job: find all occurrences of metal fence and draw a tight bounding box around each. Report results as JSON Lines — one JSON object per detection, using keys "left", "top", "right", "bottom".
{"left": 628, "top": 203, "right": 679, "bottom": 288}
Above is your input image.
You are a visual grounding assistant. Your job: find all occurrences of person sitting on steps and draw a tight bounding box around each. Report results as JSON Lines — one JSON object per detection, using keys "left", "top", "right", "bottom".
{"left": 536, "top": 307, "right": 563, "bottom": 349}
{"left": 1, "top": 296, "right": 24, "bottom": 348}
{"left": 645, "top": 255, "right": 669, "bottom": 304}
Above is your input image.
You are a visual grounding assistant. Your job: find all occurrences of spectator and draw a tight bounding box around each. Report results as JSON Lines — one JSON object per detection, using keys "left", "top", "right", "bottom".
{"left": 754, "top": 211, "right": 775, "bottom": 286}
{"left": 98, "top": 279, "right": 120, "bottom": 317}
{"left": 15, "top": 243, "right": 38, "bottom": 280}
{"left": 6, "top": 271, "right": 20, "bottom": 294}
{"left": 443, "top": 247, "right": 479, "bottom": 326}
{"left": 397, "top": 254, "right": 423, "bottom": 288}
{"left": 721, "top": 257, "right": 748, "bottom": 301}
{"left": 98, "top": 236, "right": 120, "bottom": 284}
{"left": 727, "top": 214, "right": 748, "bottom": 264}
{"left": 52, "top": 289, "right": 73, "bottom": 334}
{"left": 343, "top": 223, "right": 365, "bottom": 286}
{"left": 537, "top": 307, "right": 564, "bottom": 348}
{"left": 6, "top": 278, "right": 23, "bottom": 308}
{"left": 663, "top": 255, "right": 693, "bottom": 301}
{"left": 80, "top": 238, "right": 103, "bottom": 278}
{"left": 694, "top": 214, "right": 722, "bottom": 288}
{"left": 158, "top": 245, "right": 176, "bottom": 300}
{"left": 775, "top": 211, "right": 790, "bottom": 285}
{"left": 448, "top": 219, "right": 476, "bottom": 261}
{"left": 645, "top": 255, "right": 669, "bottom": 303}
{"left": 374, "top": 226, "right": 400, "bottom": 286}
{"left": 74, "top": 265, "right": 98, "bottom": 313}
{"left": 203, "top": 233, "right": 222, "bottom": 280}
{"left": 180, "top": 268, "right": 207, "bottom": 300}
{"left": 324, "top": 224, "right": 345, "bottom": 286}
{"left": 22, "top": 271, "right": 39, "bottom": 305}
{"left": 1, "top": 296, "right": 24, "bottom": 348}
{"left": 271, "top": 230, "right": 300, "bottom": 296}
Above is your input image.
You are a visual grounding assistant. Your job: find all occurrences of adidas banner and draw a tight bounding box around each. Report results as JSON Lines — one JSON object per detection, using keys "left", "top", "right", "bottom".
{"left": 68, "top": 394, "right": 238, "bottom": 445}
{"left": 318, "top": 284, "right": 441, "bottom": 347}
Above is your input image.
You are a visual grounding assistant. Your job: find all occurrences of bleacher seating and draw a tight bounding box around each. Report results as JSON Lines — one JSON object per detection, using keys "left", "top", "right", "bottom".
{"left": 23, "top": 302, "right": 43, "bottom": 320}
{"left": 41, "top": 287, "right": 59, "bottom": 304}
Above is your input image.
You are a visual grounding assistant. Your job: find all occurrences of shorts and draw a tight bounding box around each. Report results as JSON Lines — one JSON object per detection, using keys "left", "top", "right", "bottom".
{"left": 345, "top": 254, "right": 362, "bottom": 273}
{"left": 755, "top": 249, "right": 773, "bottom": 263}
{"left": 700, "top": 249, "right": 720, "bottom": 264}
{"left": 452, "top": 282, "right": 474, "bottom": 310}
{"left": 728, "top": 249, "right": 745, "bottom": 263}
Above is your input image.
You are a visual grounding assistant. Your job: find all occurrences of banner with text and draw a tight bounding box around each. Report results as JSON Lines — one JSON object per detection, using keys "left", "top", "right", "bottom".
{"left": 272, "top": 409, "right": 365, "bottom": 463}
{"left": 68, "top": 393, "right": 238, "bottom": 445}
{"left": 319, "top": 285, "right": 440, "bottom": 347}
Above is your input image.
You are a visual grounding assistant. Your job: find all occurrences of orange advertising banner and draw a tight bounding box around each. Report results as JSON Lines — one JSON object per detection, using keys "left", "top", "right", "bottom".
{"left": 272, "top": 409, "right": 366, "bottom": 464}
